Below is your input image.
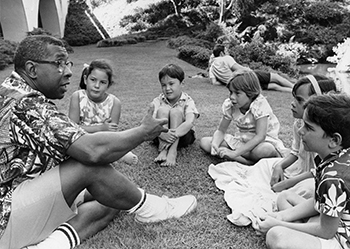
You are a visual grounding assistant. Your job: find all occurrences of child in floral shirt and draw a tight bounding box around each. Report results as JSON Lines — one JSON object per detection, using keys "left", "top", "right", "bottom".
{"left": 258, "top": 93, "right": 350, "bottom": 249}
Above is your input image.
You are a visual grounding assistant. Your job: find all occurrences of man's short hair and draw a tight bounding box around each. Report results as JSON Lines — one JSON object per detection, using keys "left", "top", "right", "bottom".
{"left": 212, "top": 45, "right": 225, "bottom": 57}
{"left": 14, "top": 35, "right": 65, "bottom": 71}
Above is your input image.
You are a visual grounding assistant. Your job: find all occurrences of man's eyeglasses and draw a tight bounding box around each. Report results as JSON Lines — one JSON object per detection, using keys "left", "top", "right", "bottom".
{"left": 33, "top": 59, "right": 74, "bottom": 69}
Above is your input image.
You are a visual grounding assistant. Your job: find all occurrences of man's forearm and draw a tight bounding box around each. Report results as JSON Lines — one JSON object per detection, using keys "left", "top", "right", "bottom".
{"left": 67, "top": 126, "right": 148, "bottom": 165}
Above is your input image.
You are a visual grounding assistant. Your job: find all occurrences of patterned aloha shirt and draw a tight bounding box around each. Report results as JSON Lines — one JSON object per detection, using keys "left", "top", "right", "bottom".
{"left": 313, "top": 147, "right": 350, "bottom": 248}
{"left": 0, "top": 72, "right": 86, "bottom": 238}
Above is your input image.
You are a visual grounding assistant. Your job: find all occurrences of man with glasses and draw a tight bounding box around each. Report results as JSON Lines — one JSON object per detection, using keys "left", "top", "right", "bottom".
{"left": 0, "top": 35, "right": 197, "bottom": 249}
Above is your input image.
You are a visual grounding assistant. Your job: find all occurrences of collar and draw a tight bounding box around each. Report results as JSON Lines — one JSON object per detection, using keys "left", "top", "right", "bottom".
{"left": 315, "top": 148, "right": 350, "bottom": 172}
{"left": 1, "top": 71, "right": 41, "bottom": 98}
{"left": 160, "top": 92, "right": 186, "bottom": 107}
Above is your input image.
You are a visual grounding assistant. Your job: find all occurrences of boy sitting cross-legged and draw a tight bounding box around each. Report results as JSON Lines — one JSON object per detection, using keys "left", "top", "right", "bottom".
{"left": 257, "top": 92, "right": 350, "bottom": 249}
{"left": 152, "top": 64, "right": 200, "bottom": 167}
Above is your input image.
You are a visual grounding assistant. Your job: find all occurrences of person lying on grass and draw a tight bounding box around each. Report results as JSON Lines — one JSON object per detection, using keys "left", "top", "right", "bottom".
{"left": 151, "top": 64, "right": 200, "bottom": 167}
{"left": 208, "top": 43, "right": 294, "bottom": 92}
{"left": 258, "top": 93, "right": 350, "bottom": 249}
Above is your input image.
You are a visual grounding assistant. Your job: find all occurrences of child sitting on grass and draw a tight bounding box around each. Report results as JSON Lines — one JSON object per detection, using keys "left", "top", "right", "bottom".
{"left": 152, "top": 64, "right": 200, "bottom": 167}
{"left": 270, "top": 75, "right": 337, "bottom": 194}
{"left": 258, "top": 93, "right": 350, "bottom": 249}
{"left": 200, "top": 70, "right": 287, "bottom": 165}
{"left": 69, "top": 59, "right": 138, "bottom": 165}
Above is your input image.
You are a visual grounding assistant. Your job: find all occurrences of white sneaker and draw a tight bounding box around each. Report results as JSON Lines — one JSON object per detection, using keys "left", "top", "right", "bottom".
{"left": 135, "top": 195, "right": 197, "bottom": 223}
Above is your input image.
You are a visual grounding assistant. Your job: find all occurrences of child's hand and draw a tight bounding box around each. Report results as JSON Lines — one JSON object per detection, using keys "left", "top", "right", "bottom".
{"left": 217, "top": 147, "right": 236, "bottom": 159}
{"left": 272, "top": 179, "right": 292, "bottom": 192}
{"left": 159, "top": 129, "right": 178, "bottom": 143}
{"left": 211, "top": 144, "right": 219, "bottom": 156}
{"left": 257, "top": 213, "right": 281, "bottom": 234}
{"left": 270, "top": 163, "right": 284, "bottom": 187}
{"left": 102, "top": 118, "right": 118, "bottom": 132}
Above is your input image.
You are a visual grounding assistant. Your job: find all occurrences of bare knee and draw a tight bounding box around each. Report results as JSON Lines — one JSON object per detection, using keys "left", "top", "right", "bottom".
{"left": 266, "top": 226, "right": 290, "bottom": 249}
{"left": 169, "top": 108, "right": 183, "bottom": 127}
{"left": 251, "top": 143, "right": 280, "bottom": 161}
{"left": 156, "top": 106, "right": 170, "bottom": 119}
{"left": 200, "top": 137, "right": 212, "bottom": 153}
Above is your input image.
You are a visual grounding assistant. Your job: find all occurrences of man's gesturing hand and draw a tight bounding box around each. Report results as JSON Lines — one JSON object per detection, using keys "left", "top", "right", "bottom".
{"left": 141, "top": 104, "right": 168, "bottom": 141}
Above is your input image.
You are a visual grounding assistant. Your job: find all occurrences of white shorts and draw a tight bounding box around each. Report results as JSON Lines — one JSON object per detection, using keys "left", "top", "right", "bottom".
{"left": 0, "top": 166, "right": 84, "bottom": 249}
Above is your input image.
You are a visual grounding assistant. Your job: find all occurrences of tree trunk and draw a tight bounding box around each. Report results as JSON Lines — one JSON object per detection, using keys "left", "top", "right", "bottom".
{"left": 219, "top": 0, "right": 225, "bottom": 23}
{"left": 170, "top": 0, "right": 182, "bottom": 16}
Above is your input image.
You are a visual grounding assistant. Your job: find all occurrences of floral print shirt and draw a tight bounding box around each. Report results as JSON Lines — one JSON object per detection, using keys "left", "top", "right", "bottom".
{"left": 313, "top": 147, "right": 350, "bottom": 248}
{"left": 222, "top": 94, "right": 286, "bottom": 154}
{"left": 0, "top": 72, "right": 86, "bottom": 238}
{"left": 76, "top": 89, "right": 114, "bottom": 125}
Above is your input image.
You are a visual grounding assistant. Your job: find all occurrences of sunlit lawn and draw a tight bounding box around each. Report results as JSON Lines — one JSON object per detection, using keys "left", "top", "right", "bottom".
{"left": 0, "top": 40, "right": 294, "bottom": 249}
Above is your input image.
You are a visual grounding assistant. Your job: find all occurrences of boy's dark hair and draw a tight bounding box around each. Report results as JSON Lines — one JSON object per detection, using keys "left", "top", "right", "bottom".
{"left": 80, "top": 59, "right": 114, "bottom": 89}
{"left": 227, "top": 70, "right": 261, "bottom": 100}
{"left": 14, "top": 35, "right": 65, "bottom": 71}
{"left": 212, "top": 44, "right": 225, "bottom": 57}
{"left": 292, "top": 74, "right": 337, "bottom": 97}
{"left": 158, "top": 64, "right": 185, "bottom": 83}
{"left": 304, "top": 93, "right": 350, "bottom": 148}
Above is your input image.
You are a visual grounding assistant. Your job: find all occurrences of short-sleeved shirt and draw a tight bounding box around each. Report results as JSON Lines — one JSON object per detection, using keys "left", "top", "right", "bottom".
{"left": 152, "top": 92, "right": 200, "bottom": 123}
{"left": 284, "top": 119, "right": 316, "bottom": 178}
{"left": 0, "top": 72, "right": 86, "bottom": 238}
{"left": 312, "top": 147, "right": 350, "bottom": 248}
{"left": 209, "top": 55, "right": 238, "bottom": 85}
{"left": 222, "top": 94, "right": 286, "bottom": 154}
{"left": 75, "top": 89, "right": 114, "bottom": 126}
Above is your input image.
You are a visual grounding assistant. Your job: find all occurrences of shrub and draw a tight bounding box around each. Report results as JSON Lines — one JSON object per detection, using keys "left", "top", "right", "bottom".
{"left": 143, "top": 0, "right": 173, "bottom": 25}
{"left": 177, "top": 45, "right": 211, "bottom": 69}
{"left": 304, "top": 2, "right": 343, "bottom": 26}
{"left": 64, "top": 0, "right": 103, "bottom": 46}
{"left": 195, "top": 22, "right": 223, "bottom": 42}
{"left": 230, "top": 41, "right": 298, "bottom": 75}
{"left": 96, "top": 34, "right": 147, "bottom": 48}
{"left": 0, "top": 39, "right": 18, "bottom": 70}
{"left": 167, "top": 35, "right": 213, "bottom": 49}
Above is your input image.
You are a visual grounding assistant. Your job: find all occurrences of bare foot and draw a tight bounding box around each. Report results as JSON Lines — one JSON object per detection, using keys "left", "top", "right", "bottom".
{"left": 154, "top": 150, "right": 167, "bottom": 163}
{"left": 160, "top": 150, "right": 177, "bottom": 167}
{"left": 120, "top": 152, "right": 138, "bottom": 165}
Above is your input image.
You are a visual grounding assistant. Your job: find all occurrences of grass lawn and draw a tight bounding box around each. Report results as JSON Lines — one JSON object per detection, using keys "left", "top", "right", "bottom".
{"left": 0, "top": 39, "right": 294, "bottom": 249}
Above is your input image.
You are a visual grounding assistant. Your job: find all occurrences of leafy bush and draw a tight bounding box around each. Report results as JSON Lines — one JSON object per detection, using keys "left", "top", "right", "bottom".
{"left": 120, "top": 0, "right": 174, "bottom": 33}
{"left": 97, "top": 34, "right": 147, "bottom": 47}
{"left": 64, "top": 0, "right": 102, "bottom": 46}
{"left": 0, "top": 39, "right": 18, "bottom": 70}
{"left": 167, "top": 35, "right": 213, "bottom": 49}
{"left": 274, "top": 0, "right": 307, "bottom": 23}
{"left": 304, "top": 2, "right": 343, "bottom": 26}
{"left": 177, "top": 45, "right": 211, "bottom": 69}
{"left": 195, "top": 22, "right": 223, "bottom": 42}
{"left": 231, "top": 41, "right": 298, "bottom": 75}
{"left": 143, "top": 0, "right": 174, "bottom": 25}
